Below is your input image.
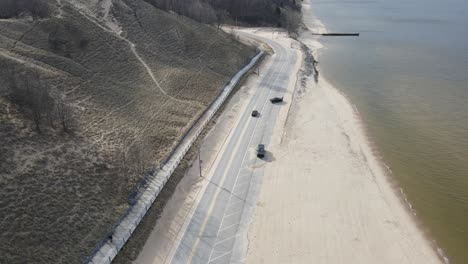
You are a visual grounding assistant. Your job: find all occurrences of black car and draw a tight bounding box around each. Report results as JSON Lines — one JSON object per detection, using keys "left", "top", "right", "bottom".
{"left": 257, "top": 144, "right": 265, "bottom": 158}
{"left": 270, "top": 96, "right": 284, "bottom": 103}
{"left": 251, "top": 110, "right": 259, "bottom": 117}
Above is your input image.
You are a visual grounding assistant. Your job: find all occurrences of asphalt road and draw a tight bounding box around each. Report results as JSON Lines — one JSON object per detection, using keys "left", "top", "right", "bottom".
{"left": 169, "top": 32, "right": 297, "bottom": 264}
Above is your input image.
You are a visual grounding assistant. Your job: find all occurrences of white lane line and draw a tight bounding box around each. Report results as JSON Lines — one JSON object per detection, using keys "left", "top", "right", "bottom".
{"left": 233, "top": 177, "right": 251, "bottom": 186}
{"left": 214, "top": 234, "right": 237, "bottom": 247}
{"left": 187, "top": 43, "right": 283, "bottom": 264}
{"left": 233, "top": 189, "right": 248, "bottom": 198}
{"left": 164, "top": 51, "right": 269, "bottom": 263}
{"left": 233, "top": 181, "right": 250, "bottom": 191}
{"left": 206, "top": 39, "right": 287, "bottom": 263}
{"left": 168, "top": 36, "right": 286, "bottom": 264}
{"left": 227, "top": 199, "right": 244, "bottom": 208}
{"left": 208, "top": 249, "right": 225, "bottom": 260}
{"left": 209, "top": 250, "right": 233, "bottom": 263}
{"left": 234, "top": 176, "right": 252, "bottom": 187}
{"left": 224, "top": 210, "right": 242, "bottom": 219}
{"left": 219, "top": 223, "right": 239, "bottom": 233}
{"left": 185, "top": 81, "right": 264, "bottom": 263}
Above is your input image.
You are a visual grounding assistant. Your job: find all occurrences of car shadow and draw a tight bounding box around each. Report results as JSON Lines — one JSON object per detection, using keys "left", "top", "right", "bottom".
{"left": 270, "top": 100, "right": 287, "bottom": 106}
{"left": 263, "top": 151, "right": 276, "bottom": 163}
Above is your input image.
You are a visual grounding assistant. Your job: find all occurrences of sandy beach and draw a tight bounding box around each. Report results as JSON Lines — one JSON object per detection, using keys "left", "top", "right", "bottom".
{"left": 244, "top": 41, "right": 442, "bottom": 263}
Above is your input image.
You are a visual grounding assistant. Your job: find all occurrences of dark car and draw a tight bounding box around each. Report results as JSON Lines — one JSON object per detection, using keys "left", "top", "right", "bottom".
{"left": 270, "top": 96, "right": 284, "bottom": 103}
{"left": 257, "top": 144, "right": 265, "bottom": 158}
{"left": 251, "top": 110, "right": 259, "bottom": 117}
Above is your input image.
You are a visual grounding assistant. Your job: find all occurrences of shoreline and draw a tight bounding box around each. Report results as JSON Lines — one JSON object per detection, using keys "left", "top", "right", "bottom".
{"left": 318, "top": 75, "right": 447, "bottom": 264}
{"left": 299, "top": 2, "right": 449, "bottom": 262}
{"left": 245, "top": 53, "right": 442, "bottom": 263}
{"left": 323, "top": 79, "right": 450, "bottom": 264}
{"left": 244, "top": 3, "right": 443, "bottom": 262}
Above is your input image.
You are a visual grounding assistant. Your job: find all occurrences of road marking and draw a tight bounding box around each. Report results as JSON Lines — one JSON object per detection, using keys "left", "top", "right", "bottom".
{"left": 214, "top": 234, "right": 237, "bottom": 247}
{"left": 203, "top": 38, "right": 287, "bottom": 263}
{"left": 233, "top": 180, "right": 250, "bottom": 191}
{"left": 185, "top": 43, "right": 283, "bottom": 264}
{"left": 233, "top": 189, "right": 248, "bottom": 198}
{"left": 164, "top": 53, "right": 270, "bottom": 263}
{"left": 219, "top": 223, "right": 239, "bottom": 233}
{"left": 185, "top": 107, "right": 254, "bottom": 263}
{"left": 227, "top": 199, "right": 243, "bottom": 208}
{"left": 223, "top": 209, "right": 242, "bottom": 219}
{"left": 208, "top": 250, "right": 232, "bottom": 263}
{"left": 168, "top": 35, "right": 288, "bottom": 264}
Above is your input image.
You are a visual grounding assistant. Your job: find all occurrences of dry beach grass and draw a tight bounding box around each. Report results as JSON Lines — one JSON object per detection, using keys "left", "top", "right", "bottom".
{"left": 0, "top": 0, "right": 255, "bottom": 263}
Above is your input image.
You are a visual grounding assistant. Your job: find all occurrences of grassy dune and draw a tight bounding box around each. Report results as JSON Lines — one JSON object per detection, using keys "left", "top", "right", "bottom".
{"left": 0, "top": 0, "right": 255, "bottom": 263}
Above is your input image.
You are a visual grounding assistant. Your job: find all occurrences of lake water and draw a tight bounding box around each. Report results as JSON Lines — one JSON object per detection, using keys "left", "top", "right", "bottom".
{"left": 304, "top": 0, "right": 468, "bottom": 262}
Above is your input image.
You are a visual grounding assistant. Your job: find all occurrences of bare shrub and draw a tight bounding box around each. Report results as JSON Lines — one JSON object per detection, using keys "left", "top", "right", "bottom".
{"left": 216, "top": 9, "right": 228, "bottom": 30}
{"left": 0, "top": 0, "right": 49, "bottom": 19}
{"left": 21, "top": 0, "right": 50, "bottom": 19}
{"left": 144, "top": 0, "right": 302, "bottom": 29}
{"left": 21, "top": 73, "right": 53, "bottom": 133}
{"left": 119, "top": 141, "right": 151, "bottom": 185}
{"left": 6, "top": 69, "right": 74, "bottom": 133}
{"left": 127, "top": 141, "right": 152, "bottom": 176}
{"left": 146, "top": 0, "right": 217, "bottom": 24}
{"left": 281, "top": 7, "right": 302, "bottom": 37}
{"left": 188, "top": 0, "right": 217, "bottom": 24}
{"left": 0, "top": 0, "right": 17, "bottom": 19}
{"left": 79, "top": 39, "right": 89, "bottom": 49}
{"left": 129, "top": 144, "right": 145, "bottom": 175}
{"left": 7, "top": 71, "right": 52, "bottom": 133}
{"left": 56, "top": 96, "right": 71, "bottom": 132}
{"left": 46, "top": 20, "right": 89, "bottom": 55}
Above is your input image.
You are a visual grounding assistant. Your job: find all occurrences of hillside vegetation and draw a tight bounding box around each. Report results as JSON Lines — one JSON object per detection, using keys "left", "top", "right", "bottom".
{"left": 146, "top": 0, "right": 302, "bottom": 33}
{"left": 0, "top": 0, "right": 255, "bottom": 263}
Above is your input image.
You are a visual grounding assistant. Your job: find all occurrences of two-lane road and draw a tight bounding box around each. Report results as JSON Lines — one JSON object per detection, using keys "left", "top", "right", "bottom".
{"left": 146, "top": 30, "right": 299, "bottom": 264}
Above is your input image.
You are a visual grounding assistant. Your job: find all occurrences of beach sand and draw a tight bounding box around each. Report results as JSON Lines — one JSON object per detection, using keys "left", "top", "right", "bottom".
{"left": 244, "top": 51, "right": 442, "bottom": 263}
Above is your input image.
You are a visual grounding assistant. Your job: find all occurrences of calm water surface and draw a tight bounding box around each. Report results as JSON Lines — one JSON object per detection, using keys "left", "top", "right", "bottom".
{"left": 305, "top": 0, "right": 468, "bottom": 262}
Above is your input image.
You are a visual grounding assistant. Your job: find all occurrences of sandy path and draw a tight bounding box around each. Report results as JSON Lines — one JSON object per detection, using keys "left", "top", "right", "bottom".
{"left": 245, "top": 63, "right": 442, "bottom": 263}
